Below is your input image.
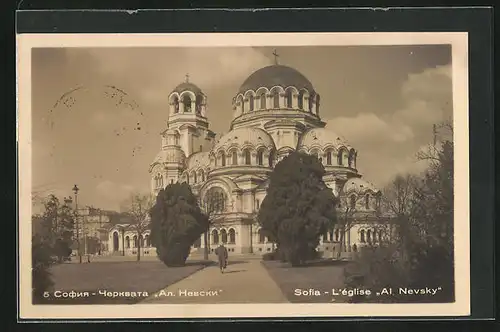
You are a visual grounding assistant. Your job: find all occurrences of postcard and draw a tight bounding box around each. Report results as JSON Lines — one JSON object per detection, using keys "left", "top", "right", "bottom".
{"left": 17, "top": 31, "right": 469, "bottom": 319}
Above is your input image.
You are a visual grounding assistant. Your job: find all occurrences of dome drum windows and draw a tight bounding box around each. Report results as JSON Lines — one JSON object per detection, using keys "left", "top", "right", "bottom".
{"left": 182, "top": 95, "right": 193, "bottom": 113}
{"left": 170, "top": 96, "right": 180, "bottom": 114}
{"left": 154, "top": 173, "right": 164, "bottom": 189}
{"left": 259, "top": 92, "right": 267, "bottom": 109}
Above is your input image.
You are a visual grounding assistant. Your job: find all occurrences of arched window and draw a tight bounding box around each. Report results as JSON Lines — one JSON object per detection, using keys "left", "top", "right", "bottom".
{"left": 360, "top": 230, "right": 365, "bottom": 243}
{"left": 316, "top": 94, "right": 321, "bottom": 114}
{"left": 231, "top": 150, "right": 238, "bottom": 165}
{"left": 185, "top": 173, "right": 190, "bottom": 185}
{"left": 183, "top": 95, "right": 192, "bottom": 112}
{"left": 326, "top": 150, "right": 332, "bottom": 165}
{"left": 285, "top": 90, "right": 292, "bottom": 108}
{"left": 268, "top": 150, "right": 275, "bottom": 167}
{"left": 260, "top": 92, "right": 267, "bottom": 109}
{"left": 379, "top": 230, "right": 383, "bottom": 243}
{"left": 140, "top": 235, "right": 144, "bottom": 247}
{"left": 272, "top": 90, "right": 280, "bottom": 108}
{"left": 221, "top": 229, "right": 228, "bottom": 244}
{"left": 335, "top": 229, "right": 340, "bottom": 242}
{"left": 372, "top": 230, "right": 377, "bottom": 243}
{"left": 365, "top": 194, "right": 370, "bottom": 209}
{"left": 196, "top": 95, "right": 203, "bottom": 114}
{"left": 309, "top": 95, "right": 314, "bottom": 112}
{"left": 228, "top": 229, "right": 236, "bottom": 244}
{"left": 367, "top": 230, "right": 372, "bottom": 244}
{"left": 204, "top": 187, "right": 226, "bottom": 213}
{"left": 212, "top": 230, "right": 219, "bottom": 245}
{"left": 240, "top": 96, "right": 245, "bottom": 113}
{"left": 244, "top": 149, "right": 251, "bottom": 165}
{"left": 144, "top": 235, "right": 149, "bottom": 247}
{"left": 173, "top": 96, "right": 180, "bottom": 113}
{"left": 249, "top": 95, "right": 254, "bottom": 111}
{"left": 193, "top": 172, "right": 197, "bottom": 184}
{"left": 258, "top": 229, "right": 265, "bottom": 243}
{"left": 322, "top": 233, "right": 328, "bottom": 242}
{"left": 257, "top": 149, "right": 264, "bottom": 165}
{"left": 348, "top": 149, "right": 356, "bottom": 168}
{"left": 174, "top": 133, "right": 180, "bottom": 145}
{"left": 221, "top": 152, "right": 226, "bottom": 166}
{"left": 133, "top": 235, "right": 138, "bottom": 248}
{"left": 350, "top": 195, "right": 356, "bottom": 209}
{"left": 338, "top": 149, "right": 344, "bottom": 166}
{"left": 200, "top": 170, "right": 205, "bottom": 182}
{"left": 298, "top": 91, "right": 304, "bottom": 109}
{"left": 112, "top": 232, "right": 119, "bottom": 251}
{"left": 125, "top": 236, "right": 130, "bottom": 249}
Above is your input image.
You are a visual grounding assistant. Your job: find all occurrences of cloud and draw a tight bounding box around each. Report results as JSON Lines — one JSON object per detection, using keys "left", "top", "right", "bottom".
{"left": 95, "top": 180, "right": 136, "bottom": 210}
{"left": 325, "top": 63, "right": 452, "bottom": 187}
{"left": 328, "top": 112, "right": 414, "bottom": 145}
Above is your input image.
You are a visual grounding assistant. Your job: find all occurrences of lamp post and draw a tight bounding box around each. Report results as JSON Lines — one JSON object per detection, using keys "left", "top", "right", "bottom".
{"left": 72, "top": 184, "right": 81, "bottom": 264}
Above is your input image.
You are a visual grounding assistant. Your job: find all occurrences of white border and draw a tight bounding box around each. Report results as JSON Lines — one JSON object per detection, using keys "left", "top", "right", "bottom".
{"left": 17, "top": 32, "right": 470, "bottom": 319}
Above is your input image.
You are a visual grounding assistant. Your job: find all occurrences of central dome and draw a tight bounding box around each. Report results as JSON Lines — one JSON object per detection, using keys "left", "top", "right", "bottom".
{"left": 239, "top": 65, "right": 315, "bottom": 94}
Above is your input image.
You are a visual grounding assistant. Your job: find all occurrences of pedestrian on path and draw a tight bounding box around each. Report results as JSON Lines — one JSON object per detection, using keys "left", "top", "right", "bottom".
{"left": 216, "top": 243, "right": 228, "bottom": 273}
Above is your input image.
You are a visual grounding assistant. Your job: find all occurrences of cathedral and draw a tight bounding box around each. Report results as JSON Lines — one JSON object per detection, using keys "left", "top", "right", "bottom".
{"left": 144, "top": 56, "right": 384, "bottom": 257}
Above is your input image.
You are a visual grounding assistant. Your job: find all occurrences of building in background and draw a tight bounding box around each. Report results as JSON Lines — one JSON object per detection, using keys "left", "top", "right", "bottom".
{"left": 148, "top": 58, "right": 386, "bottom": 257}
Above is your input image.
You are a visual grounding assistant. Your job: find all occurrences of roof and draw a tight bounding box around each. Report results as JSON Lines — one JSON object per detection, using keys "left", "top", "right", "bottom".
{"left": 213, "top": 127, "right": 275, "bottom": 151}
{"left": 239, "top": 65, "right": 315, "bottom": 94}
{"left": 342, "top": 178, "right": 380, "bottom": 194}
{"left": 186, "top": 151, "right": 211, "bottom": 170}
{"left": 173, "top": 82, "right": 203, "bottom": 95}
{"left": 298, "top": 128, "right": 352, "bottom": 150}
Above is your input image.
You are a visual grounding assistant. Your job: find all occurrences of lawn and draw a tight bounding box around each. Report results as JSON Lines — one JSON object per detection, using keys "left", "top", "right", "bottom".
{"left": 261, "top": 260, "right": 351, "bottom": 303}
{"left": 36, "top": 260, "right": 212, "bottom": 305}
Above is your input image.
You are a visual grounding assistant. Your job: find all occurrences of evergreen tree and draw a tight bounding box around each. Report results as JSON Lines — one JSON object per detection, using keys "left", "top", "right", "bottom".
{"left": 32, "top": 234, "right": 54, "bottom": 302}
{"left": 258, "top": 151, "right": 338, "bottom": 266}
{"left": 37, "top": 195, "right": 74, "bottom": 263}
{"left": 150, "top": 183, "right": 209, "bottom": 267}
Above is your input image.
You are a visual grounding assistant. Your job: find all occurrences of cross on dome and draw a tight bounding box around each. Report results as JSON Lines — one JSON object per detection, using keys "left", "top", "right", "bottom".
{"left": 272, "top": 49, "right": 279, "bottom": 65}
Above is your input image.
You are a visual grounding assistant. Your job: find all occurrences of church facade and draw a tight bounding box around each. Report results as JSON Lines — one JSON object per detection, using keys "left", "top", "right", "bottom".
{"left": 143, "top": 59, "right": 385, "bottom": 257}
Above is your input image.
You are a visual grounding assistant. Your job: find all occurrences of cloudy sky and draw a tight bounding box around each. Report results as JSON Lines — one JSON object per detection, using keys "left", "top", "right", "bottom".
{"left": 31, "top": 45, "right": 452, "bottom": 212}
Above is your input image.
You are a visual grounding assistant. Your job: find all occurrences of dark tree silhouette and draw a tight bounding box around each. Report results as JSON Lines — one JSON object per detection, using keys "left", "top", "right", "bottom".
{"left": 258, "top": 151, "right": 338, "bottom": 266}
{"left": 150, "top": 183, "right": 208, "bottom": 267}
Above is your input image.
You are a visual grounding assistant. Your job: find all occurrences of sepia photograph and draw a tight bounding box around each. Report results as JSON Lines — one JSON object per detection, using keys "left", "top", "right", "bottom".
{"left": 17, "top": 32, "right": 469, "bottom": 319}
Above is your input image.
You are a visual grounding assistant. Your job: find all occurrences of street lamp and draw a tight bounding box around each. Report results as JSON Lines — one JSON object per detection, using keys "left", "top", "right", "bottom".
{"left": 72, "top": 184, "right": 82, "bottom": 264}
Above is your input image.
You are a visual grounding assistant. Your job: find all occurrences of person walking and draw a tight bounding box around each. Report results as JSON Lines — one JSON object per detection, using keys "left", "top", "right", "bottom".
{"left": 216, "top": 243, "right": 228, "bottom": 273}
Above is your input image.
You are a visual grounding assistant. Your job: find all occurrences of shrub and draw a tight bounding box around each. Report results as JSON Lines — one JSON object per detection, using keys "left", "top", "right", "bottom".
{"left": 32, "top": 235, "right": 55, "bottom": 302}
{"left": 258, "top": 151, "right": 338, "bottom": 266}
{"left": 150, "top": 183, "right": 208, "bottom": 267}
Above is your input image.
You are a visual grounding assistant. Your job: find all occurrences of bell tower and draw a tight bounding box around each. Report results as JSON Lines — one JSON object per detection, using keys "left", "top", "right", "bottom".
{"left": 166, "top": 74, "right": 216, "bottom": 158}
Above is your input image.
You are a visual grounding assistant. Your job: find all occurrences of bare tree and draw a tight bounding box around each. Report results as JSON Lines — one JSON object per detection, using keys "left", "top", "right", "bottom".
{"left": 381, "top": 174, "right": 420, "bottom": 258}
{"left": 200, "top": 187, "right": 226, "bottom": 260}
{"left": 122, "top": 193, "right": 154, "bottom": 261}
{"left": 336, "top": 192, "right": 369, "bottom": 259}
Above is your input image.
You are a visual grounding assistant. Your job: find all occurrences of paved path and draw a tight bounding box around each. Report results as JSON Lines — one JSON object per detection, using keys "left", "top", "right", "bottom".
{"left": 141, "top": 259, "right": 288, "bottom": 304}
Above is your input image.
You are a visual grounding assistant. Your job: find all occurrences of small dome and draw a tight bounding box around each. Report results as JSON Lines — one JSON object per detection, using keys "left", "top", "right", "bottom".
{"left": 239, "top": 65, "right": 315, "bottom": 94}
{"left": 151, "top": 148, "right": 186, "bottom": 168}
{"left": 173, "top": 82, "right": 203, "bottom": 95}
{"left": 186, "top": 151, "right": 210, "bottom": 170}
{"left": 214, "top": 127, "right": 275, "bottom": 151}
{"left": 343, "top": 178, "right": 379, "bottom": 194}
{"left": 298, "top": 128, "right": 352, "bottom": 150}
